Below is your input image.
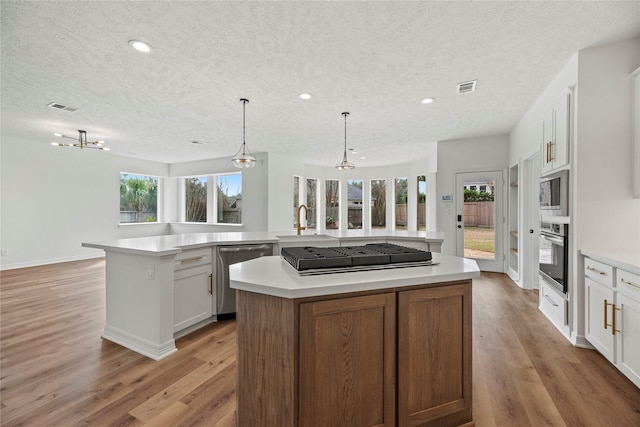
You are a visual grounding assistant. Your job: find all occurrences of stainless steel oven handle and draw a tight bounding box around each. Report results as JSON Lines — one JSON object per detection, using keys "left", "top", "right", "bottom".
{"left": 540, "top": 233, "right": 564, "bottom": 246}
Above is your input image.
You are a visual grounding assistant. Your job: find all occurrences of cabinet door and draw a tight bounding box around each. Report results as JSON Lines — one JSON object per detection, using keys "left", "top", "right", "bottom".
{"left": 552, "top": 92, "right": 570, "bottom": 169}
{"left": 398, "top": 283, "right": 472, "bottom": 427}
{"left": 541, "top": 107, "right": 554, "bottom": 174}
{"left": 174, "top": 264, "right": 213, "bottom": 332}
{"left": 585, "top": 278, "right": 615, "bottom": 362}
{"left": 299, "top": 293, "right": 396, "bottom": 427}
{"left": 616, "top": 291, "right": 640, "bottom": 388}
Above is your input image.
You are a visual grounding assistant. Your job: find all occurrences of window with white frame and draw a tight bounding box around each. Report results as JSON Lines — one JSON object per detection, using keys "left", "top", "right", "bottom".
{"left": 215, "top": 173, "right": 242, "bottom": 224}
{"left": 185, "top": 176, "right": 207, "bottom": 222}
{"left": 120, "top": 173, "right": 158, "bottom": 223}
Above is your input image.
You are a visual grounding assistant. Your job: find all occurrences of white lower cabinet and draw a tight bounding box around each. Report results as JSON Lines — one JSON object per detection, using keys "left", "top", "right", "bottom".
{"left": 539, "top": 278, "right": 569, "bottom": 337}
{"left": 585, "top": 278, "right": 615, "bottom": 362}
{"left": 584, "top": 255, "right": 640, "bottom": 388}
{"left": 174, "top": 248, "right": 214, "bottom": 333}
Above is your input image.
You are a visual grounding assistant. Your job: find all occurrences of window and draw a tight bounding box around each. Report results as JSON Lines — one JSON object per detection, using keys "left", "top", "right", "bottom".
{"left": 417, "top": 175, "right": 426, "bottom": 230}
{"left": 185, "top": 176, "right": 207, "bottom": 222}
{"left": 370, "top": 179, "right": 386, "bottom": 229}
{"left": 306, "top": 178, "right": 318, "bottom": 230}
{"left": 395, "top": 177, "right": 408, "bottom": 230}
{"left": 216, "top": 173, "right": 242, "bottom": 224}
{"left": 325, "top": 180, "right": 339, "bottom": 229}
{"left": 120, "top": 173, "right": 158, "bottom": 223}
{"left": 347, "top": 179, "right": 362, "bottom": 229}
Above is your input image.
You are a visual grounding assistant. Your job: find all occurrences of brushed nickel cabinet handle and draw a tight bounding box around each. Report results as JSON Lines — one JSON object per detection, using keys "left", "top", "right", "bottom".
{"left": 544, "top": 294, "right": 558, "bottom": 307}
{"left": 587, "top": 265, "right": 606, "bottom": 276}
{"left": 621, "top": 278, "right": 640, "bottom": 290}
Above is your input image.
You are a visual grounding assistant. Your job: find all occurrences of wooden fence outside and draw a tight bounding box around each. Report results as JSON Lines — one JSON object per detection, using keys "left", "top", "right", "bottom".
{"left": 464, "top": 202, "right": 494, "bottom": 228}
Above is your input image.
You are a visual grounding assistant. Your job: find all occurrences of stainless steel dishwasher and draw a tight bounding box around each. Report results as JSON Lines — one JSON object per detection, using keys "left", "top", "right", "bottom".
{"left": 216, "top": 243, "right": 274, "bottom": 319}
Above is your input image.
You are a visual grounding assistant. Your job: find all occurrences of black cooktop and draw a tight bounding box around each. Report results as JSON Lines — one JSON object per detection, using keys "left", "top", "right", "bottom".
{"left": 281, "top": 243, "right": 433, "bottom": 274}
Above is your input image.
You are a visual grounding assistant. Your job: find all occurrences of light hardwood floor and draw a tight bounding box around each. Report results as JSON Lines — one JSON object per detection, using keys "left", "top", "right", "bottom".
{"left": 1, "top": 258, "right": 639, "bottom": 426}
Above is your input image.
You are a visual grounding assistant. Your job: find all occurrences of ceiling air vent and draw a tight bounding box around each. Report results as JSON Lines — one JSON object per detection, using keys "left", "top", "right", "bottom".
{"left": 47, "top": 102, "right": 78, "bottom": 112}
{"left": 457, "top": 80, "right": 477, "bottom": 94}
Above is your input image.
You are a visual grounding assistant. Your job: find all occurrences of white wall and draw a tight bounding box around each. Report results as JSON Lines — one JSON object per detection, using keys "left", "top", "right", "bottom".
{"left": 436, "top": 135, "right": 510, "bottom": 256}
{"left": 575, "top": 36, "right": 640, "bottom": 253}
{"left": 0, "top": 132, "right": 169, "bottom": 269}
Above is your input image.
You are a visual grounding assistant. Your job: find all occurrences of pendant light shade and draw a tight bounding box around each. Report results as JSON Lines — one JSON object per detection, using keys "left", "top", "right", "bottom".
{"left": 232, "top": 98, "right": 256, "bottom": 168}
{"left": 336, "top": 112, "right": 355, "bottom": 170}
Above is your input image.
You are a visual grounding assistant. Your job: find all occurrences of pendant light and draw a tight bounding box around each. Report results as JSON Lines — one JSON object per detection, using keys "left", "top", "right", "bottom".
{"left": 335, "top": 112, "right": 355, "bottom": 170}
{"left": 51, "top": 130, "right": 109, "bottom": 151}
{"left": 232, "top": 98, "right": 256, "bottom": 168}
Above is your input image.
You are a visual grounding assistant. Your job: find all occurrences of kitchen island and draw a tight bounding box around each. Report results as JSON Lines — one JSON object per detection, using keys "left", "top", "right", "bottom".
{"left": 82, "top": 230, "right": 443, "bottom": 360}
{"left": 230, "top": 252, "right": 480, "bottom": 427}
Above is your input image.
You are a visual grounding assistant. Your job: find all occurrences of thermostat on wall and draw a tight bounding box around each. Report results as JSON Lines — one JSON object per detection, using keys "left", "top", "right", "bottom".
{"left": 441, "top": 194, "right": 453, "bottom": 202}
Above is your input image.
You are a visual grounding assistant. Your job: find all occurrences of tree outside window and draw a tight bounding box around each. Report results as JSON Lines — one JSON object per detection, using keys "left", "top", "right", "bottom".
{"left": 217, "top": 173, "right": 242, "bottom": 224}
{"left": 371, "top": 179, "right": 386, "bottom": 229}
{"left": 395, "top": 177, "right": 408, "bottom": 230}
{"left": 185, "top": 177, "right": 207, "bottom": 222}
{"left": 120, "top": 173, "right": 157, "bottom": 223}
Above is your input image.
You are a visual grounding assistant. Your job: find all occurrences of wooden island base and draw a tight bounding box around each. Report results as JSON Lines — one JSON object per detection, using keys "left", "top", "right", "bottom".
{"left": 236, "top": 279, "right": 473, "bottom": 427}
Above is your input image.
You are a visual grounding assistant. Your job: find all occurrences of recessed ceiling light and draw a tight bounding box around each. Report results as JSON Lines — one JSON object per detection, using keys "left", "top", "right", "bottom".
{"left": 360, "top": 157, "right": 366, "bottom": 160}
{"left": 128, "top": 40, "right": 153, "bottom": 53}
{"left": 421, "top": 97, "right": 435, "bottom": 104}
{"left": 299, "top": 93, "right": 312, "bottom": 100}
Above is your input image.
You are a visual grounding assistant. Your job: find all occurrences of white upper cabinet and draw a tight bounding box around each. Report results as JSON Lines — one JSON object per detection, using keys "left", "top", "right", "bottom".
{"left": 541, "top": 89, "right": 571, "bottom": 175}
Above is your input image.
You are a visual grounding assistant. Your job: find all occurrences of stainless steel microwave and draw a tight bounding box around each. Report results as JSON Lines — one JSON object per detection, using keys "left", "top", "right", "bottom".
{"left": 540, "top": 170, "right": 568, "bottom": 216}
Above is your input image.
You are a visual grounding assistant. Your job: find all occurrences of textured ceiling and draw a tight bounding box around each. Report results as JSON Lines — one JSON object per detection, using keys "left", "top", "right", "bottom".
{"left": 1, "top": 1, "right": 639, "bottom": 167}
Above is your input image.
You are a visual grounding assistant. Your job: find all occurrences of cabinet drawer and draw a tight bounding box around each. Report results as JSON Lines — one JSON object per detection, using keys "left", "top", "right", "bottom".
{"left": 175, "top": 248, "right": 212, "bottom": 271}
{"left": 584, "top": 258, "right": 614, "bottom": 287}
{"left": 618, "top": 269, "right": 640, "bottom": 299}
{"left": 540, "top": 281, "right": 567, "bottom": 328}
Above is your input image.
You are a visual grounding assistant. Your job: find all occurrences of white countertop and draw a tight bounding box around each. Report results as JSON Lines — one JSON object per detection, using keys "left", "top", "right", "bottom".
{"left": 82, "top": 230, "right": 444, "bottom": 256}
{"left": 229, "top": 252, "right": 479, "bottom": 299}
{"left": 581, "top": 249, "right": 640, "bottom": 275}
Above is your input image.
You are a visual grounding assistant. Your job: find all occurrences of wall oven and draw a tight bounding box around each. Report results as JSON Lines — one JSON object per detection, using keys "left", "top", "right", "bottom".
{"left": 539, "top": 222, "right": 568, "bottom": 294}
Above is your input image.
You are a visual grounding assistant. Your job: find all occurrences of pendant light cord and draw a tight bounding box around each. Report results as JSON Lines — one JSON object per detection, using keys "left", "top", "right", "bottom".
{"left": 343, "top": 112, "right": 349, "bottom": 154}
{"left": 241, "top": 99, "right": 248, "bottom": 153}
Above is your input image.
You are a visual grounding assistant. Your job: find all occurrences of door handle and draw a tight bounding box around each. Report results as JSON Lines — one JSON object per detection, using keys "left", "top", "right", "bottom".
{"left": 457, "top": 225, "right": 462, "bottom": 229}
{"left": 530, "top": 229, "right": 534, "bottom": 234}
{"left": 457, "top": 214, "right": 462, "bottom": 222}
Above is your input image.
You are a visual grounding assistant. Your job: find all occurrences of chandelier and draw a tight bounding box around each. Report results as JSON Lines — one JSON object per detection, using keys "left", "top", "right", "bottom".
{"left": 232, "top": 98, "right": 256, "bottom": 168}
{"left": 335, "top": 112, "right": 355, "bottom": 170}
{"left": 51, "top": 130, "right": 109, "bottom": 151}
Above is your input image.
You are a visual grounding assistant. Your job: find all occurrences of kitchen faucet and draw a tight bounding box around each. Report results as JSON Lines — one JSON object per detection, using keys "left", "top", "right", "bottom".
{"left": 297, "top": 204, "right": 308, "bottom": 235}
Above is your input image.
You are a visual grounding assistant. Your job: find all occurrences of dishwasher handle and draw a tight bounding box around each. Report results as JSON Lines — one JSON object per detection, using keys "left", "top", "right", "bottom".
{"left": 218, "top": 244, "right": 273, "bottom": 253}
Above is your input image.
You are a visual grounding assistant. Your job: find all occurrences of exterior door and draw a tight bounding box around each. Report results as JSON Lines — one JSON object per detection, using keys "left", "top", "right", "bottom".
{"left": 456, "top": 170, "right": 504, "bottom": 272}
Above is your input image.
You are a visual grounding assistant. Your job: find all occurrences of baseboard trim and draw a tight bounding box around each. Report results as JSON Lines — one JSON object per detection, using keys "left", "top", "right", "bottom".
{"left": 0, "top": 253, "right": 105, "bottom": 271}
{"left": 103, "top": 324, "right": 177, "bottom": 361}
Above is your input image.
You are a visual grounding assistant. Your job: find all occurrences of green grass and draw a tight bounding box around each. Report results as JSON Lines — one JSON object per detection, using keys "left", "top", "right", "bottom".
{"left": 464, "top": 226, "right": 495, "bottom": 253}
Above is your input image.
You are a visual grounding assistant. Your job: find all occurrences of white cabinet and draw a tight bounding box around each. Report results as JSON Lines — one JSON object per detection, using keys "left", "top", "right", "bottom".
{"left": 541, "top": 90, "right": 571, "bottom": 175}
{"left": 539, "top": 277, "right": 569, "bottom": 337}
{"left": 585, "top": 277, "right": 615, "bottom": 361}
{"left": 615, "top": 270, "right": 640, "bottom": 386}
{"left": 174, "top": 248, "right": 214, "bottom": 333}
{"left": 583, "top": 255, "right": 640, "bottom": 388}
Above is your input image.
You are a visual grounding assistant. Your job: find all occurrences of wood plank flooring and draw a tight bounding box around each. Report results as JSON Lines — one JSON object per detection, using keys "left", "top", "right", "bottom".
{"left": 1, "top": 259, "right": 639, "bottom": 426}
